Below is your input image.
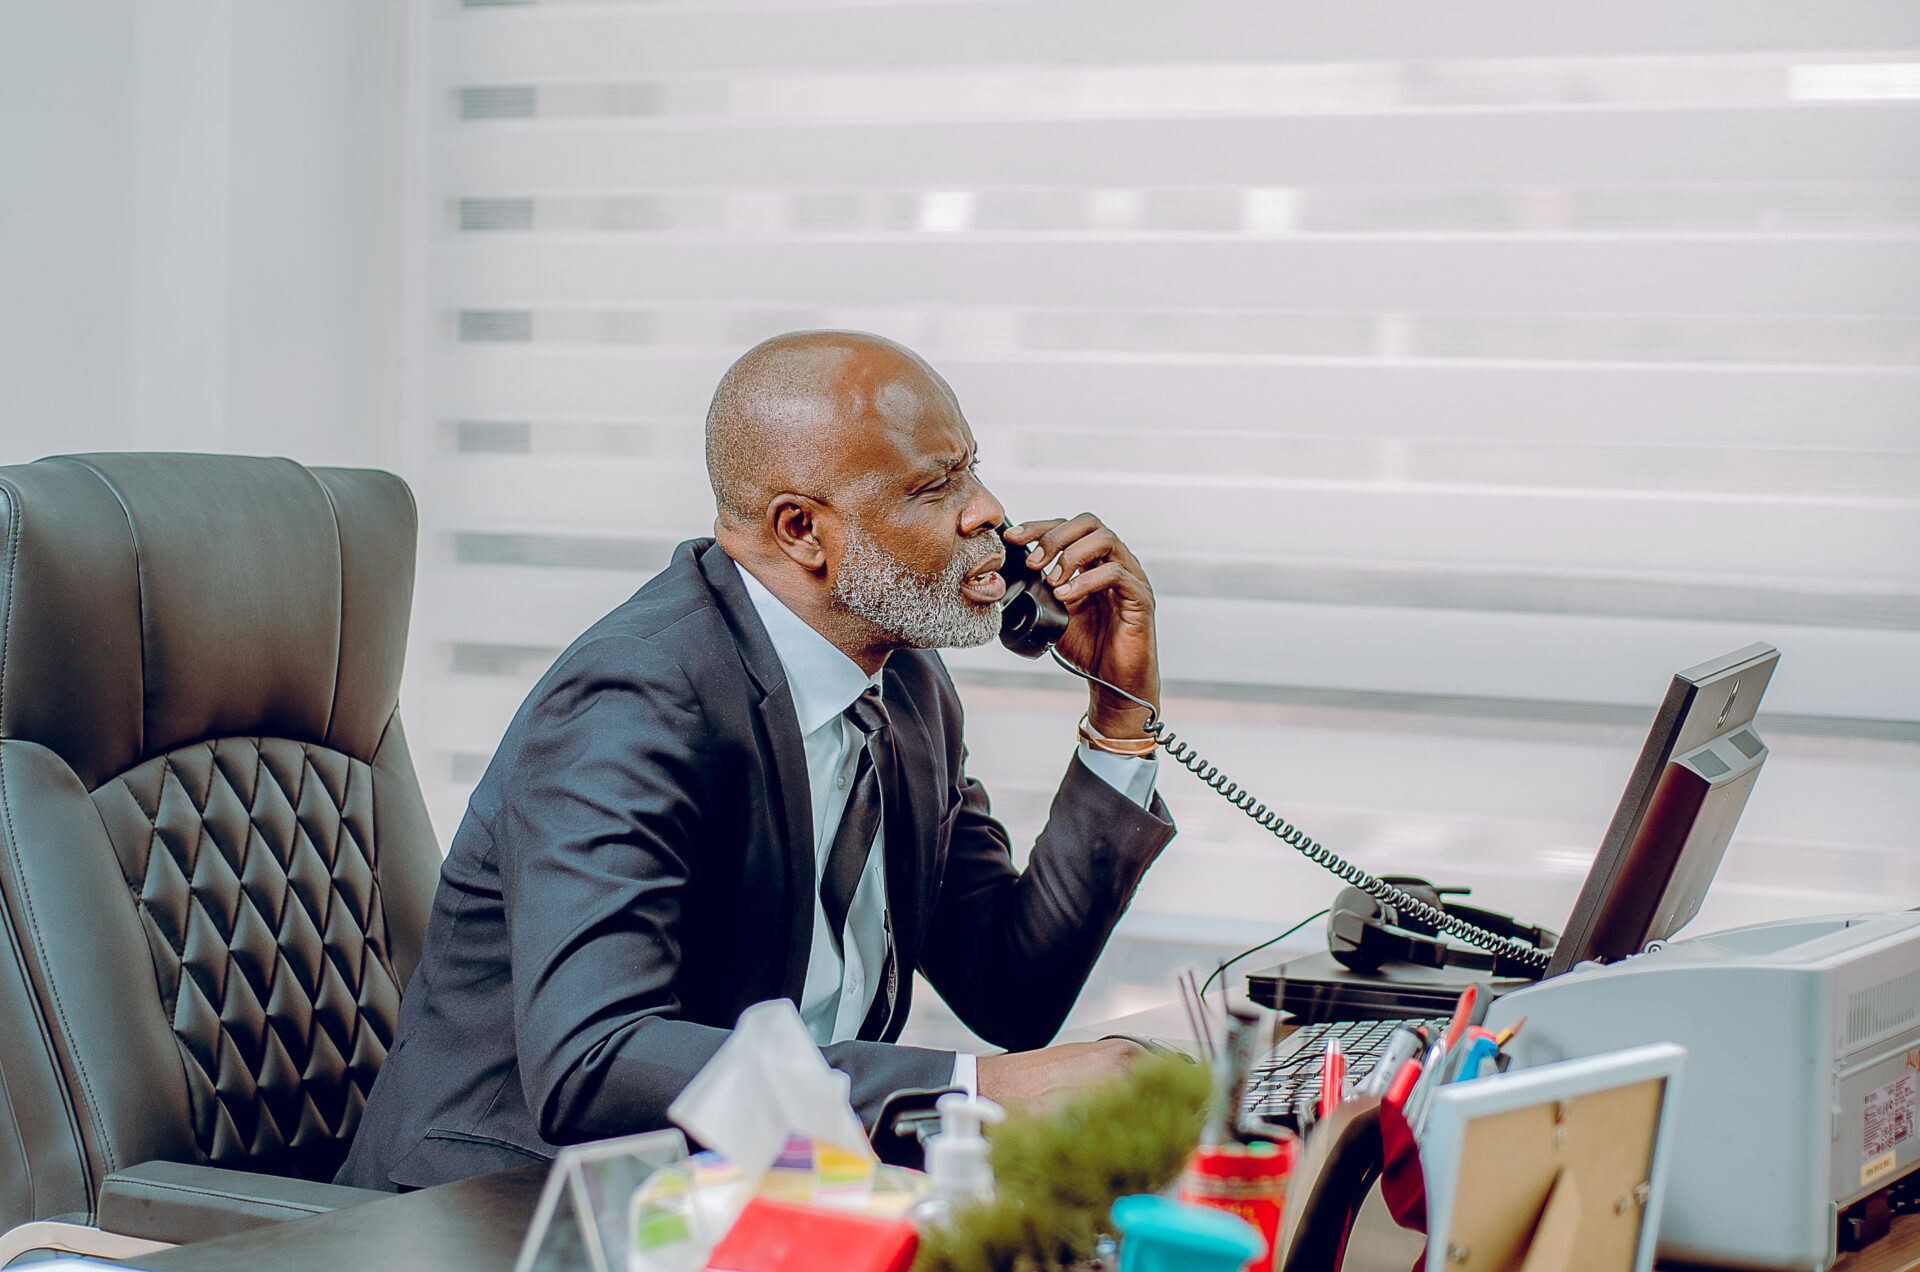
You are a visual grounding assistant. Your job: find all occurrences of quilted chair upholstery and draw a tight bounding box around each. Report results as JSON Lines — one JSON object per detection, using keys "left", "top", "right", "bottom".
{"left": 0, "top": 453, "right": 441, "bottom": 1235}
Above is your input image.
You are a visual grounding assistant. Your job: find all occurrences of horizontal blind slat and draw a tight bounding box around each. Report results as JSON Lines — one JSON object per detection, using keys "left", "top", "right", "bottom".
{"left": 412, "top": 567, "right": 1920, "bottom": 719}
{"left": 433, "top": 238, "right": 1920, "bottom": 315}
{"left": 430, "top": 348, "right": 1920, "bottom": 447}
{"left": 444, "top": 107, "right": 1920, "bottom": 187}
{"left": 425, "top": 464, "right": 1920, "bottom": 581}
{"left": 440, "top": 2, "right": 1920, "bottom": 75}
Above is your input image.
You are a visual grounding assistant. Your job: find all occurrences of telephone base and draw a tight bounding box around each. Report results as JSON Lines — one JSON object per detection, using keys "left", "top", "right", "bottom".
{"left": 1245, "top": 951, "right": 1532, "bottom": 1024}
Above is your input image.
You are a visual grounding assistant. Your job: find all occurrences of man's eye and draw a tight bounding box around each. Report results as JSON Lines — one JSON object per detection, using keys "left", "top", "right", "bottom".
{"left": 919, "top": 460, "right": 977, "bottom": 497}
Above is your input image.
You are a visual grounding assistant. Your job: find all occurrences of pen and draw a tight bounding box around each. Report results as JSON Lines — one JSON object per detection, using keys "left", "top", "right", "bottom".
{"left": 1409, "top": 1044, "right": 1474, "bottom": 1139}
{"left": 1409, "top": 1039, "right": 1447, "bottom": 1100}
{"left": 1442, "top": 984, "right": 1478, "bottom": 1054}
{"left": 1202, "top": 1006, "right": 1261, "bottom": 1148}
{"left": 1411, "top": 1083, "right": 1440, "bottom": 1139}
{"left": 1495, "top": 1016, "right": 1527, "bottom": 1050}
{"left": 1412, "top": 986, "right": 1479, "bottom": 1095}
{"left": 1356, "top": 1025, "right": 1428, "bottom": 1098}
{"left": 1412, "top": 1035, "right": 1499, "bottom": 1136}
{"left": 1383, "top": 1058, "right": 1423, "bottom": 1112}
{"left": 1293, "top": 1087, "right": 1318, "bottom": 1137}
{"left": 1319, "top": 1036, "right": 1347, "bottom": 1120}
{"left": 1399, "top": 1039, "right": 1449, "bottom": 1130}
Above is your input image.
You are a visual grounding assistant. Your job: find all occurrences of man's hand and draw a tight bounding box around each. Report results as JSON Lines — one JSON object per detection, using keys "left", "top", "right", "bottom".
{"left": 974, "top": 1038, "right": 1144, "bottom": 1111}
{"left": 1002, "top": 514, "right": 1159, "bottom": 738}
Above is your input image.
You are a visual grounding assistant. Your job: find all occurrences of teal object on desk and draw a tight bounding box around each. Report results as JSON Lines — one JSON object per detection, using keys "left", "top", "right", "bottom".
{"left": 1450, "top": 1036, "right": 1500, "bottom": 1084}
{"left": 1111, "top": 1194, "right": 1265, "bottom": 1272}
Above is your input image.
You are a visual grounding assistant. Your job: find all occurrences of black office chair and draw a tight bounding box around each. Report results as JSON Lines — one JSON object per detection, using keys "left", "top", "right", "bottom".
{"left": 0, "top": 453, "right": 442, "bottom": 1261}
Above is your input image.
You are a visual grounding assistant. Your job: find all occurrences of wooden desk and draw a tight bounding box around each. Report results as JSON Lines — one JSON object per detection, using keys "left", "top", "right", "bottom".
{"left": 136, "top": 1166, "right": 553, "bottom": 1272}
{"left": 1837, "top": 1217, "right": 1920, "bottom": 1272}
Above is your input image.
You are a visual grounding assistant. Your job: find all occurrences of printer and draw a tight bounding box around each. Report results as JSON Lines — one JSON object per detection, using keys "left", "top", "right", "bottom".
{"left": 1485, "top": 910, "right": 1920, "bottom": 1271}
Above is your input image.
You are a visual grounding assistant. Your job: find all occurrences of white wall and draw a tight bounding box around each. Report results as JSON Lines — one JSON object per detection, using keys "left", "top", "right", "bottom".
{"left": 0, "top": 3, "right": 138, "bottom": 459}
{"left": 0, "top": 0, "right": 409, "bottom": 469}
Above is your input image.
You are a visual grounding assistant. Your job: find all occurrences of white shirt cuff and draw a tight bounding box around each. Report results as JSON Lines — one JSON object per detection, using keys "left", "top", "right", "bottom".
{"left": 1076, "top": 741, "right": 1159, "bottom": 808}
{"left": 951, "top": 1051, "right": 978, "bottom": 1095}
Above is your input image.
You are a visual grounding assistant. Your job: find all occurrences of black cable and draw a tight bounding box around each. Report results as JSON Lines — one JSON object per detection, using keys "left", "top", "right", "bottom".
{"left": 1200, "top": 907, "right": 1330, "bottom": 1001}
{"left": 1050, "top": 646, "right": 1551, "bottom": 972}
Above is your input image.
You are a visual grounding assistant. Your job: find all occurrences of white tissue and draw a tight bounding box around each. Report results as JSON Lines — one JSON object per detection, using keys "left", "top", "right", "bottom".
{"left": 667, "top": 998, "right": 876, "bottom": 1188}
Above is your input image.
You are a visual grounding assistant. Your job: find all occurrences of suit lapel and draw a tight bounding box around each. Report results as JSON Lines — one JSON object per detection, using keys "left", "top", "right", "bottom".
{"left": 878, "top": 671, "right": 938, "bottom": 1007}
{"left": 694, "top": 542, "right": 817, "bottom": 1005}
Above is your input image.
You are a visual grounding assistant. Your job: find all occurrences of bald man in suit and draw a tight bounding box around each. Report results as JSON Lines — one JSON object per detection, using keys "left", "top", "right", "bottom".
{"left": 341, "top": 331, "right": 1175, "bottom": 1190}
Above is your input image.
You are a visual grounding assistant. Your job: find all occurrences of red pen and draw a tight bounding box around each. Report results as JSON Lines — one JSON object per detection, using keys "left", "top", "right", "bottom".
{"left": 1319, "top": 1036, "right": 1347, "bottom": 1120}
{"left": 1442, "top": 984, "right": 1478, "bottom": 1054}
{"left": 1383, "top": 1058, "right": 1423, "bottom": 1111}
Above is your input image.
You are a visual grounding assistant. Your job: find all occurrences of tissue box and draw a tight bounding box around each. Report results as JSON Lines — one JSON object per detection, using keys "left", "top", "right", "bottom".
{"left": 756, "top": 1133, "right": 926, "bottom": 1216}
{"left": 704, "top": 1198, "right": 917, "bottom": 1272}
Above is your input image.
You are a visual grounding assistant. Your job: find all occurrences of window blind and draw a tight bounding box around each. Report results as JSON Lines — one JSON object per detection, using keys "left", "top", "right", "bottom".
{"left": 413, "top": 0, "right": 1919, "bottom": 985}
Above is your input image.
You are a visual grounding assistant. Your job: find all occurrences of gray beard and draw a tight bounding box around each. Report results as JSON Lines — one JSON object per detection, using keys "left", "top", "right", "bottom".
{"left": 831, "top": 523, "right": 1003, "bottom": 650}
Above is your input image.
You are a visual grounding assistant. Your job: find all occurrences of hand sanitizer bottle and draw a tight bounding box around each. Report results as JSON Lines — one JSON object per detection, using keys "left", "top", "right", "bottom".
{"left": 910, "top": 1092, "right": 1005, "bottom": 1232}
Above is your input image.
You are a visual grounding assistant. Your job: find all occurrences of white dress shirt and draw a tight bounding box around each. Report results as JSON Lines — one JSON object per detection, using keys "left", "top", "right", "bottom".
{"left": 736, "top": 566, "right": 1158, "bottom": 1087}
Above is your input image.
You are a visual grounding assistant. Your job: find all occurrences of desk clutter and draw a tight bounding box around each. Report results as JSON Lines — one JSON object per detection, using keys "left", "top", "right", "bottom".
{"left": 510, "top": 997, "right": 1212, "bottom": 1272}
{"left": 1204, "top": 980, "right": 1683, "bottom": 1272}
{"left": 508, "top": 986, "right": 1682, "bottom": 1272}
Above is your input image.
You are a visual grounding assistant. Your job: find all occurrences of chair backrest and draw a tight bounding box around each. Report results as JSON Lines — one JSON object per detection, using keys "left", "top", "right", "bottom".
{"left": 0, "top": 453, "right": 441, "bottom": 1227}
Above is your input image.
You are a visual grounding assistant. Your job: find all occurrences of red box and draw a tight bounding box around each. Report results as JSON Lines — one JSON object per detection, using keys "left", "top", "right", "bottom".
{"left": 704, "top": 1197, "right": 919, "bottom": 1272}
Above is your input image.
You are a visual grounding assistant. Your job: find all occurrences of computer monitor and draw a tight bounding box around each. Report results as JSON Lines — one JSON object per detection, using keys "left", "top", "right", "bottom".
{"left": 1244, "top": 642, "right": 1781, "bottom": 1022}
{"left": 1543, "top": 642, "right": 1778, "bottom": 976}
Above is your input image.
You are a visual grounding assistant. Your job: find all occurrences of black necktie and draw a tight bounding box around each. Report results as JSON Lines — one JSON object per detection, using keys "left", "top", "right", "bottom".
{"left": 820, "top": 685, "right": 892, "bottom": 943}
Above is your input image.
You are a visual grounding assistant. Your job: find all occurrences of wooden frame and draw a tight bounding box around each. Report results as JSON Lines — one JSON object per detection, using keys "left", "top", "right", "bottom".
{"left": 1419, "top": 1043, "right": 1686, "bottom": 1272}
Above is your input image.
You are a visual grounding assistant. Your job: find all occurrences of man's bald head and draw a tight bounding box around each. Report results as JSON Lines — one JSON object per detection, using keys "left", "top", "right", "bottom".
{"left": 704, "top": 330, "right": 954, "bottom": 529}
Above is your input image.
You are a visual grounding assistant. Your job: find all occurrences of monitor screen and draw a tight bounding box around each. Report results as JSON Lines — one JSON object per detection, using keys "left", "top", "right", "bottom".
{"left": 1544, "top": 642, "right": 1779, "bottom": 977}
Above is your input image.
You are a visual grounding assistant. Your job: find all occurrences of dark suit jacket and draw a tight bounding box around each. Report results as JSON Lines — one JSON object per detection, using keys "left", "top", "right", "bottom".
{"left": 338, "top": 539, "right": 1174, "bottom": 1190}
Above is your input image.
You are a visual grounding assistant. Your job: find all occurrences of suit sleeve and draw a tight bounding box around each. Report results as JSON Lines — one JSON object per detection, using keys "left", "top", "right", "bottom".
{"left": 496, "top": 633, "right": 956, "bottom": 1143}
{"left": 916, "top": 690, "right": 1177, "bottom": 1052}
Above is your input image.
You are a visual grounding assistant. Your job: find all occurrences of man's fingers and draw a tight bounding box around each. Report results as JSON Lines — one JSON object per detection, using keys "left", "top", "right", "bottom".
{"left": 1030, "top": 513, "right": 1105, "bottom": 566}
{"left": 1007, "top": 514, "right": 1151, "bottom": 588}
{"left": 1053, "top": 560, "right": 1150, "bottom": 608}
{"left": 1002, "top": 518, "right": 1063, "bottom": 548}
{"left": 1045, "top": 528, "right": 1134, "bottom": 586}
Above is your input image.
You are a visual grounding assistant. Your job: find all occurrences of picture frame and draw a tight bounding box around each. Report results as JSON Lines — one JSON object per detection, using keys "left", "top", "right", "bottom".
{"left": 1419, "top": 1042, "right": 1686, "bottom": 1272}
{"left": 512, "top": 1128, "right": 690, "bottom": 1272}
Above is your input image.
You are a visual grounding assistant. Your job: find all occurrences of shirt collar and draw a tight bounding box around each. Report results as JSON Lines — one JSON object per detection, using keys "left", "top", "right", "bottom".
{"left": 736, "top": 563, "right": 881, "bottom": 737}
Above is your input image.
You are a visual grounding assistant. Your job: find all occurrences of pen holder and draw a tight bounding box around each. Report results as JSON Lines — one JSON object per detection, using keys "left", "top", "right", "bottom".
{"left": 1272, "top": 1098, "right": 1381, "bottom": 1272}
{"left": 1177, "top": 1140, "right": 1295, "bottom": 1269}
{"left": 1271, "top": 1099, "right": 1431, "bottom": 1272}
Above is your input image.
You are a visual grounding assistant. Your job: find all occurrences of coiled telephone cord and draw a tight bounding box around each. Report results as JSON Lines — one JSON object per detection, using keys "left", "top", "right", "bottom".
{"left": 1048, "top": 647, "right": 1551, "bottom": 973}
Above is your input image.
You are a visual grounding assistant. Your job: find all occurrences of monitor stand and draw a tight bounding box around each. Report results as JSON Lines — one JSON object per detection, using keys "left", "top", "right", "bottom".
{"left": 1245, "top": 952, "right": 1536, "bottom": 1023}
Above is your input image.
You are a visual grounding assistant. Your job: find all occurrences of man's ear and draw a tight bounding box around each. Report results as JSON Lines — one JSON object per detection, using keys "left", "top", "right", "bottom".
{"left": 769, "top": 494, "right": 832, "bottom": 572}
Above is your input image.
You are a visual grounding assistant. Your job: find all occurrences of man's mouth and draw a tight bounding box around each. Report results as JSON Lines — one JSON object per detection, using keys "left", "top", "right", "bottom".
{"left": 960, "top": 554, "right": 1007, "bottom": 605}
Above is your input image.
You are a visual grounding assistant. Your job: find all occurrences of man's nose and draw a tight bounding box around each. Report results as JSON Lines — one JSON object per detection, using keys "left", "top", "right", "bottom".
{"left": 962, "top": 478, "right": 1007, "bottom": 537}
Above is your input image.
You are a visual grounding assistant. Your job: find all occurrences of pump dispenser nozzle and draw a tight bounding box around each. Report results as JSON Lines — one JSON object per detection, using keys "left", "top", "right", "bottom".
{"left": 912, "top": 1092, "right": 1005, "bottom": 1231}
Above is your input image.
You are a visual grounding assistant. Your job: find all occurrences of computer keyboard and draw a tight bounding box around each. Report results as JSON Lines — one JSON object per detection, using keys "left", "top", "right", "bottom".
{"left": 1240, "top": 1016, "right": 1446, "bottom": 1127}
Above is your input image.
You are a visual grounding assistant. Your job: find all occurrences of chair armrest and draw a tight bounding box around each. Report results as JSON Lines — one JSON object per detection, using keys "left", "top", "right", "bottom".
{"left": 97, "top": 1160, "right": 388, "bottom": 1244}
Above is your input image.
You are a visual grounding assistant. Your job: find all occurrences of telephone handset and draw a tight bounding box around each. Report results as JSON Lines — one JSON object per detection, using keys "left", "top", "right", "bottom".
{"left": 992, "top": 522, "right": 1553, "bottom": 974}
{"left": 995, "top": 523, "right": 1071, "bottom": 658}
